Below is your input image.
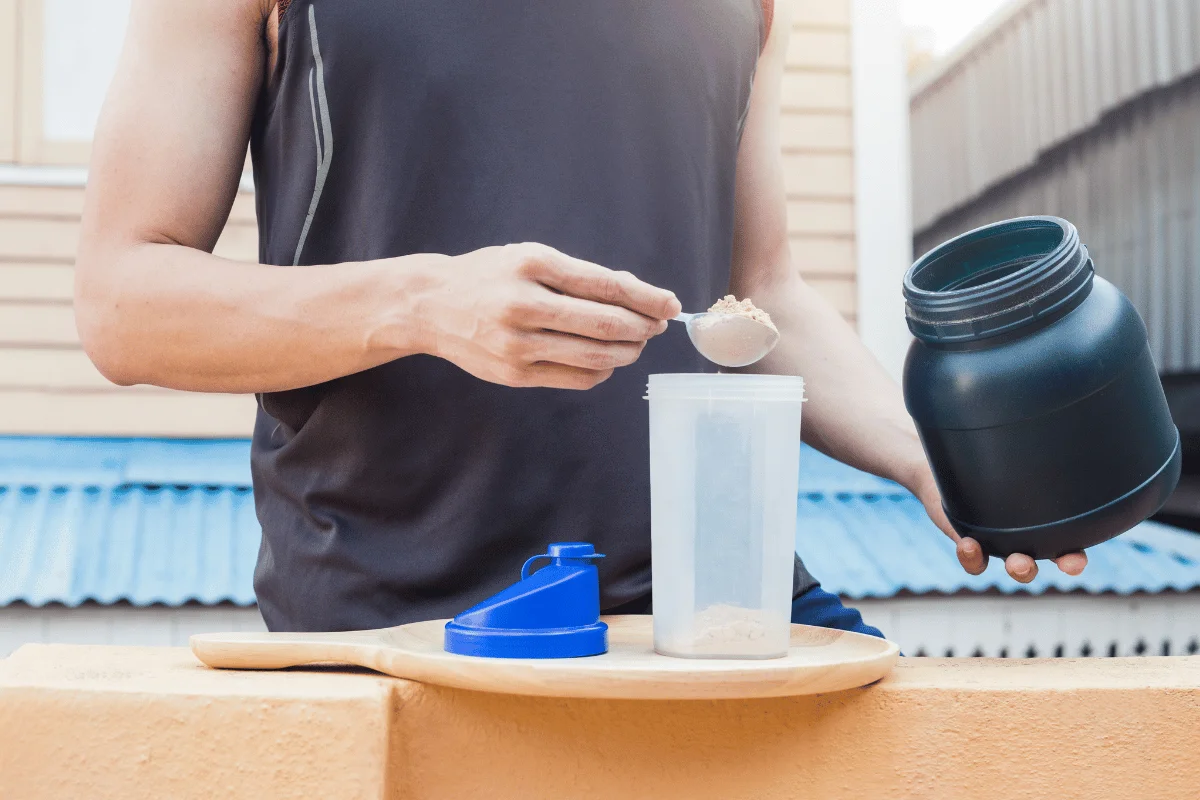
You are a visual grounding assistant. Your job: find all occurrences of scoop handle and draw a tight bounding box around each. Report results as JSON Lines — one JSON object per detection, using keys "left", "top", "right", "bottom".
{"left": 673, "top": 312, "right": 697, "bottom": 323}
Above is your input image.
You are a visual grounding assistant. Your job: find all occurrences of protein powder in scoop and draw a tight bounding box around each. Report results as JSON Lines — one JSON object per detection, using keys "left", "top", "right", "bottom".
{"left": 705, "top": 295, "right": 778, "bottom": 332}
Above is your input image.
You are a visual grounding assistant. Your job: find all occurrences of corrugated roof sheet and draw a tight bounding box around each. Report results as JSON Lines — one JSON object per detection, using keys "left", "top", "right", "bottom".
{"left": 0, "top": 484, "right": 259, "bottom": 607}
{"left": 913, "top": 69, "right": 1200, "bottom": 374}
{"left": 1, "top": 437, "right": 1198, "bottom": 607}
{"left": 910, "top": 0, "right": 1200, "bottom": 232}
{"left": 0, "top": 438, "right": 257, "bottom": 608}
{"left": 0, "top": 436, "right": 253, "bottom": 487}
{"left": 795, "top": 447, "right": 1200, "bottom": 598}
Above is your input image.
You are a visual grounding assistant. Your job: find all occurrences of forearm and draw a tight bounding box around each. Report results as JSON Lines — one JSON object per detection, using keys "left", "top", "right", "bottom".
{"left": 721, "top": 0, "right": 923, "bottom": 485}
{"left": 75, "top": 243, "right": 442, "bottom": 394}
{"left": 736, "top": 268, "right": 925, "bottom": 490}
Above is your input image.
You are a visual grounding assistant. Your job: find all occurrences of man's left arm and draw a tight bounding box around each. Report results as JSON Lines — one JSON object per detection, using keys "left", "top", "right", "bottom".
{"left": 729, "top": 0, "right": 1086, "bottom": 583}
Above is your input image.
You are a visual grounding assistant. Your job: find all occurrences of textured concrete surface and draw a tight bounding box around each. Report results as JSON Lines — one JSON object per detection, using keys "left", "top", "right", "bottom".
{"left": 3, "top": 645, "right": 1200, "bottom": 799}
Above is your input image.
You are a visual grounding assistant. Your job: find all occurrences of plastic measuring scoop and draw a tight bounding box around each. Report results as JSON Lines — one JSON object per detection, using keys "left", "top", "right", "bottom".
{"left": 674, "top": 312, "right": 780, "bottom": 368}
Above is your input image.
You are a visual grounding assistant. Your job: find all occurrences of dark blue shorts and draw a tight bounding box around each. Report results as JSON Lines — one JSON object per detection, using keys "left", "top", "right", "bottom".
{"left": 791, "top": 585, "right": 884, "bottom": 639}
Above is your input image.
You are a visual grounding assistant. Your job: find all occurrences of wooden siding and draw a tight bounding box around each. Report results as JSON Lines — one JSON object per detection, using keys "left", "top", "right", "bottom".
{"left": 0, "top": 184, "right": 260, "bottom": 436}
{"left": 788, "top": 0, "right": 857, "bottom": 323}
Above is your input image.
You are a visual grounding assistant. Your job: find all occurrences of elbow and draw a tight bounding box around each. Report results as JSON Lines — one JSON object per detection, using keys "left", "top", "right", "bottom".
{"left": 75, "top": 308, "right": 140, "bottom": 388}
{"left": 81, "top": 346, "right": 140, "bottom": 389}
{"left": 74, "top": 257, "right": 141, "bottom": 387}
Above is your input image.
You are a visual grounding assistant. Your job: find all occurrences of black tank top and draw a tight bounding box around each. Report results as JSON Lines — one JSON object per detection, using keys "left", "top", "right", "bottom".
{"left": 249, "top": 0, "right": 816, "bottom": 631}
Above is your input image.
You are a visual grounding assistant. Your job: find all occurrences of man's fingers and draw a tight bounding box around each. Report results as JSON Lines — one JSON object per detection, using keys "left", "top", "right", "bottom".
{"left": 918, "top": 486, "right": 992, "bottom": 578}
{"left": 513, "top": 332, "right": 646, "bottom": 371}
{"left": 917, "top": 470, "right": 1088, "bottom": 583}
{"left": 503, "top": 362, "right": 614, "bottom": 391}
{"left": 529, "top": 250, "right": 681, "bottom": 321}
{"left": 1054, "top": 551, "right": 1088, "bottom": 576}
{"left": 956, "top": 537, "right": 988, "bottom": 576}
{"left": 966, "top": 547, "right": 1085, "bottom": 583}
{"left": 1005, "top": 553, "right": 1038, "bottom": 583}
{"left": 520, "top": 292, "right": 668, "bottom": 342}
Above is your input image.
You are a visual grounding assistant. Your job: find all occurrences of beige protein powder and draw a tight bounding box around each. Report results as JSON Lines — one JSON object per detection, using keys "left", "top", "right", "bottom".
{"left": 658, "top": 604, "right": 788, "bottom": 658}
{"left": 706, "top": 295, "right": 777, "bottom": 332}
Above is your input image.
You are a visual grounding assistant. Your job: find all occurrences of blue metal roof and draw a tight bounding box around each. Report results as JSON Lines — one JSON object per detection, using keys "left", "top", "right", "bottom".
{"left": 1, "top": 436, "right": 1198, "bottom": 608}
{"left": 0, "top": 484, "right": 259, "bottom": 607}
{"left": 0, "top": 436, "right": 252, "bottom": 487}
{"left": 0, "top": 438, "right": 257, "bottom": 608}
{"left": 795, "top": 447, "right": 1200, "bottom": 598}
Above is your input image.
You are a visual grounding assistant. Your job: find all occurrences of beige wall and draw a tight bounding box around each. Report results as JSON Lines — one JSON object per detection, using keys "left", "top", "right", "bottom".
{"left": 0, "top": 0, "right": 258, "bottom": 437}
{"left": 0, "top": 0, "right": 857, "bottom": 439}
{"left": 787, "top": 0, "right": 857, "bottom": 323}
{"left": 0, "top": 182, "right": 259, "bottom": 436}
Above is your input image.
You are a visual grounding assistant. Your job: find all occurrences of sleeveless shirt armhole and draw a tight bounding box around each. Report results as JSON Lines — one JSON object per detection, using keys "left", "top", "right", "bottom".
{"left": 760, "top": 0, "right": 774, "bottom": 51}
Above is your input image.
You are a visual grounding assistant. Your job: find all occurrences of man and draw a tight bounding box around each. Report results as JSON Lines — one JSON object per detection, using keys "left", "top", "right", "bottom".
{"left": 76, "top": 0, "right": 1086, "bottom": 634}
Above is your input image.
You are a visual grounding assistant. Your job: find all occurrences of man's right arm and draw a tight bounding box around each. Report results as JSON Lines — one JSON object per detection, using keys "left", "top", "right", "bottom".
{"left": 76, "top": 1, "right": 679, "bottom": 395}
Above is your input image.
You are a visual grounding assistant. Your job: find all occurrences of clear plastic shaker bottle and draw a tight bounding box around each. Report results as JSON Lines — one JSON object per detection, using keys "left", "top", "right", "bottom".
{"left": 647, "top": 373, "right": 805, "bottom": 659}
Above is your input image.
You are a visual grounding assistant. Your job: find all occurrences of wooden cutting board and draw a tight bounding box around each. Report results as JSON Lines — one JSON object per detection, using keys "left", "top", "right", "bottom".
{"left": 191, "top": 616, "right": 899, "bottom": 700}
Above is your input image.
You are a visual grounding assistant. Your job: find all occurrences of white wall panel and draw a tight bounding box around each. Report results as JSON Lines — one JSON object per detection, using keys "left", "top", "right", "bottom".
{"left": 41, "top": 0, "right": 130, "bottom": 142}
{"left": 0, "top": 603, "right": 266, "bottom": 658}
{"left": 856, "top": 591, "right": 1200, "bottom": 658}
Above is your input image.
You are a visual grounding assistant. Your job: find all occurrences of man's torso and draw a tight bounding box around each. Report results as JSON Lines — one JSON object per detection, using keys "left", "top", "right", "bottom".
{"left": 247, "top": 0, "right": 815, "bottom": 631}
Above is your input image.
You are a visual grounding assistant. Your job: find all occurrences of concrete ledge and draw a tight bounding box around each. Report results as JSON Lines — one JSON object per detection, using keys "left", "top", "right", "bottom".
{"left": 3, "top": 645, "right": 1200, "bottom": 799}
{"left": 0, "top": 646, "right": 393, "bottom": 800}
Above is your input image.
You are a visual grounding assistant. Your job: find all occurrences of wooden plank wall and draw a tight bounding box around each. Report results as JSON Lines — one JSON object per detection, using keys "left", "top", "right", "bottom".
{"left": 0, "top": 0, "right": 857, "bottom": 438}
{"left": 786, "top": 0, "right": 856, "bottom": 325}
{"left": 0, "top": 185, "right": 260, "bottom": 436}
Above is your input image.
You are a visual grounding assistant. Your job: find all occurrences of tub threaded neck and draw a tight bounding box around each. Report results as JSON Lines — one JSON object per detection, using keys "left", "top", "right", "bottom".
{"left": 903, "top": 216, "right": 1094, "bottom": 345}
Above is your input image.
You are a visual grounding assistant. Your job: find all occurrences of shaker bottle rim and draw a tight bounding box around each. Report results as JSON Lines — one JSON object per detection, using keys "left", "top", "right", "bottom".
{"left": 646, "top": 373, "right": 805, "bottom": 402}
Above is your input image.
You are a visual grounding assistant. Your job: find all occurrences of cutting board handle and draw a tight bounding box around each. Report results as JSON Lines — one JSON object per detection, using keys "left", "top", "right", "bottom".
{"left": 190, "top": 630, "right": 381, "bottom": 671}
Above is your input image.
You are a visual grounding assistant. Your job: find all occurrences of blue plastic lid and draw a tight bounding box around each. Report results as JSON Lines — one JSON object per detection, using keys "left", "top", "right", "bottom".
{"left": 443, "top": 542, "right": 609, "bottom": 659}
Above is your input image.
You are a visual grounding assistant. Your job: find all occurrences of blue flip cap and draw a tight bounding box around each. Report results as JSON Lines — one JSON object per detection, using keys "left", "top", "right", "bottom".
{"left": 443, "top": 542, "right": 609, "bottom": 659}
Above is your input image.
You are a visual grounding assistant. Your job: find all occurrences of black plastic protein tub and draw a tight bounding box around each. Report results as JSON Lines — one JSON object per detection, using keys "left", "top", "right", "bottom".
{"left": 902, "top": 216, "right": 1181, "bottom": 560}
